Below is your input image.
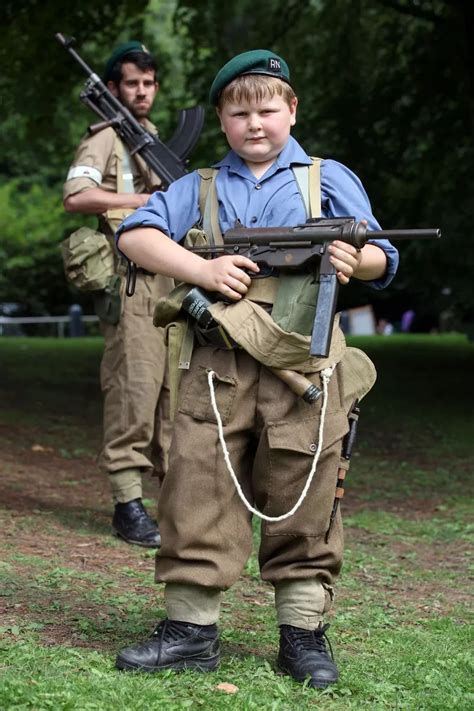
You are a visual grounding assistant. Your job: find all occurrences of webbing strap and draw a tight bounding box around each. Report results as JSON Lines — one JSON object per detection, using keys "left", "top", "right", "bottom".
{"left": 292, "top": 165, "right": 310, "bottom": 217}
{"left": 209, "top": 174, "right": 224, "bottom": 245}
{"left": 197, "top": 168, "right": 223, "bottom": 247}
{"left": 114, "top": 136, "right": 135, "bottom": 194}
{"left": 308, "top": 158, "right": 321, "bottom": 219}
{"left": 293, "top": 158, "right": 321, "bottom": 219}
{"left": 121, "top": 148, "right": 135, "bottom": 194}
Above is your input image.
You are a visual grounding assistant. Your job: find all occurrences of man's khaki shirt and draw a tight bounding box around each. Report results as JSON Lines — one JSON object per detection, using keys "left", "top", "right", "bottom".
{"left": 63, "top": 118, "right": 161, "bottom": 200}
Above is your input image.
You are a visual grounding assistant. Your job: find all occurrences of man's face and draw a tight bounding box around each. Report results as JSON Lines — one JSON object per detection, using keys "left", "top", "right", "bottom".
{"left": 108, "top": 62, "right": 158, "bottom": 119}
{"left": 217, "top": 93, "right": 297, "bottom": 175}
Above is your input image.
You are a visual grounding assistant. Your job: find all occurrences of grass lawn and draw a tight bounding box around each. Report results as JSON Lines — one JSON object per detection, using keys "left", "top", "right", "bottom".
{"left": 0, "top": 334, "right": 473, "bottom": 709}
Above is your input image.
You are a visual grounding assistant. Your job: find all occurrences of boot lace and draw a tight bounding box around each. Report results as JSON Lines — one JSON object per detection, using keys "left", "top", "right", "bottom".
{"left": 152, "top": 619, "right": 196, "bottom": 644}
{"left": 288, "top": 623, "right": 334, "bottom": 660}
{"left": 132, "top": 501, "right": 154, "bottom": 525}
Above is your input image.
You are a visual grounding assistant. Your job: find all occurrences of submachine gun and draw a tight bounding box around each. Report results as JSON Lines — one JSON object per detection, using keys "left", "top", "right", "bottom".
{"left": 55, "top": 33, "right": 204, "bottom": 187}
{"left": 188, "top": 217, "right": 441, "bottom": 358}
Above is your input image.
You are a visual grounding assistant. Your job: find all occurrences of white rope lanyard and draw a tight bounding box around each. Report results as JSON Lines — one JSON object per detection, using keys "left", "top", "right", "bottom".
{"left": 207, "top": 365, "right": 335, "bottom": 522}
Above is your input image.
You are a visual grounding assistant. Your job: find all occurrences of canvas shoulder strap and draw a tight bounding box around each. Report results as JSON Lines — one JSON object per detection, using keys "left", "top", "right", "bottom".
{"left": 197, "top": 168, "right": 222, "bottom": 247}
{"left": 292, "top": 158, "right": 321, "bottom": 218}
{"left": 113, "top": 134, "right": 135, "bottom": 194}
{"left": 270, "top": 158, "right": 323, "bottom": 334}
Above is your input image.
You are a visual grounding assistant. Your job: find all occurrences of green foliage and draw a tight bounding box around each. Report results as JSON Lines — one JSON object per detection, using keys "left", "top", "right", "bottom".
{"left": 0, "top": 0, "right": 150, "bottom": 181}
{"left": 0, "top": 0, "right": 197, "bottom": 314}
{"left": 175, "top": 0, "right": 474, "bottom": 324}
{"left": 1, "top": 0, "right": 473, "bottom": 320}
{"left": 0, "top": 1, "right": 154, "bottom": 316}
{"left": 0, "top": 180, "right": 94, "bottom": 313}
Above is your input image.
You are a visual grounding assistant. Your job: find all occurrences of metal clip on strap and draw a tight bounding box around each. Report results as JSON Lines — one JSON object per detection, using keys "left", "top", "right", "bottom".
{"left": 126, "top": 261, "right": 137, "bottom": 296}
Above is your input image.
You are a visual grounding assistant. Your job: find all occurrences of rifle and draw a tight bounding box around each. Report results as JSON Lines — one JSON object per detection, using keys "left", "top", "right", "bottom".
{"left": 55, "top": 33, "right": 204, "bottom": 188}
{"left": 325, "top": 399, "right": 360, "bottom": 542}
{"left": 187, "top": 217, "right": 441, "bottom": 358}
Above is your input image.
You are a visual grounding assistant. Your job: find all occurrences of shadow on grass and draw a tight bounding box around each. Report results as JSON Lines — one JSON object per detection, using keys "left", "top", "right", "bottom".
{"left": 2, "top": 487, "right": 112, "bottom": 538}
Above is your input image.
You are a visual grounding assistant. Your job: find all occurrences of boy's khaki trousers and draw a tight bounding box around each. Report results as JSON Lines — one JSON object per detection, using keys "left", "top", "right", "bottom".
{"left": 156, "top": 346, "right": 349, "bottom": 627}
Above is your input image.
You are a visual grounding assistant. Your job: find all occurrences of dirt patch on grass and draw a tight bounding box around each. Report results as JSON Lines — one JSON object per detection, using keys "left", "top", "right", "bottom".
{"left": 0, "top": 429, "right": 166, "bottom": 650}
{"left": 0, "top": 428, "right": 471, "bottom": 652}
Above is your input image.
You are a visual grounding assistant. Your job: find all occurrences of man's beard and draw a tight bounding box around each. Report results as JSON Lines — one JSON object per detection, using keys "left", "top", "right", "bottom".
{"left": 119, "top": 96, "right": 150, "bottom": 121}
{"left": 132, "top": 107, "right": 149, "bottom": 119}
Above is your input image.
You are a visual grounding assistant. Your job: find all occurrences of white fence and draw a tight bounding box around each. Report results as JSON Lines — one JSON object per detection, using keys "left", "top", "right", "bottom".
{"left": 0, "top": 314, "right": 99, "bottom": 337}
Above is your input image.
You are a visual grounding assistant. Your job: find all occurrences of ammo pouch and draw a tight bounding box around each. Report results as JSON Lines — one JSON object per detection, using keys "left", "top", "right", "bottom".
{"left": 93, "top": 274, "right": 122, "bottom": 325}
{"left": 61, "top": 226, "right": 122, "bottom": 325}
{"left": 61, "top": 226, "right": 115, "bottom": 292}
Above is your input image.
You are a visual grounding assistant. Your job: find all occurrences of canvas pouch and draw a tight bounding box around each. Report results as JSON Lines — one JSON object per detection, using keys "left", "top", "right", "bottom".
{"left": 61, "top": 226, "right": 115, "bottom": 292}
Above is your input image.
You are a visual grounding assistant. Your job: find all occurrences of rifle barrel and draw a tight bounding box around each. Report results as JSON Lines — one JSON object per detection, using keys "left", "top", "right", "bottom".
{"left": 55, "top": 33, "right": 95, "bottom": 78}
{"left": 224, "top": 224, "right": 441, "bottom": 247}
{"left": 369, "top": 228, "right": 441, "bottom": 240}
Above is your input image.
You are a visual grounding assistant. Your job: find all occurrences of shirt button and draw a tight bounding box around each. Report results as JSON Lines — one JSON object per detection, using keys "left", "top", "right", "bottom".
{"left": 251, "top": 216, "right": 257, "bottom": 223}
{"left": 309, "top": 443, "right": 317, "bottom": 453}
{"left": 255, "top": 184, "right": 262, "bottom": 190}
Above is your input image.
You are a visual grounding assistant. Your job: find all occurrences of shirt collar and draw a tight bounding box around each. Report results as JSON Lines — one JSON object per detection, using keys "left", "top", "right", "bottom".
{"left": 212, "top": 135, "right": 313, "bottom": 175}
{"left": 143, "top": 117, "right": 157, "bottom": 135}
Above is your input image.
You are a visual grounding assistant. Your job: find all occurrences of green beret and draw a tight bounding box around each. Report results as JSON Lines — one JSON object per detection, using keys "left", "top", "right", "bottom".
{"left": 103, "top": 41, "right": 151, "bottom": 83}
{"left": 209, "top": 49, "right": 291, "bottom": 105}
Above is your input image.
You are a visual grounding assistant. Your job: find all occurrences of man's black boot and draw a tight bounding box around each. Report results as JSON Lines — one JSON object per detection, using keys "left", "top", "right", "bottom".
{"left": 116, "top": 619, "right": 220, "bottom": 672}
{"left": 278, "top": 623, "right": 339, "bottom": 689}
{"left": 112, "top": 498, "right": 161, "bottom": 548}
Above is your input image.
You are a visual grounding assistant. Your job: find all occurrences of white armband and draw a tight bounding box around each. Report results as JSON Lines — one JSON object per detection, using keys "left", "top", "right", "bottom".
{"left": 66, "top": 165, "right": 102, "bottom": 184}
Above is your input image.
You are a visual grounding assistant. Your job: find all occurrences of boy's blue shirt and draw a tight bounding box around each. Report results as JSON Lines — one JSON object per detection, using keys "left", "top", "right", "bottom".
{"left": 117, "top": 136, "right": 398, "bottom": 289}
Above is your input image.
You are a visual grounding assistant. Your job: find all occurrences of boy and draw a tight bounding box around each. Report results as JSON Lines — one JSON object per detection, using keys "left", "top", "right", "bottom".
{"left": 114, "top": 50, "right": 399, "bottom": 688}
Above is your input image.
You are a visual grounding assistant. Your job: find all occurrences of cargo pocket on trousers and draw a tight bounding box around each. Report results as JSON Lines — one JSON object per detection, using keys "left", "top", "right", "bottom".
{"left": 131, "top": 291, "right": 156, "bottom": 317}
{"left": 262, "top": 410, "right": 349, "bottom": 538}
{"left": 178, "top": 365, "right": 237, "bottom": 425}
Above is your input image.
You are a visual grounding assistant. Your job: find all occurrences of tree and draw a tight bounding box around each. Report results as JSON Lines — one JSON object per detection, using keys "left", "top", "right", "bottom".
{"left": 175, "top": 0, "right": 473, "bottom": 327}
{"left": 1, "top": 0, "right": 472, "bottom": 325}
{"left": 0, "top": 0, "right": 192, "bottom": 313}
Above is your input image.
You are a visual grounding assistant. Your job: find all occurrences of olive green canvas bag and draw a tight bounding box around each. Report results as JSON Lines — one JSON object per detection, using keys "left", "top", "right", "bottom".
{"left": 61, "top": 226, "right": 115, "bottom": 292}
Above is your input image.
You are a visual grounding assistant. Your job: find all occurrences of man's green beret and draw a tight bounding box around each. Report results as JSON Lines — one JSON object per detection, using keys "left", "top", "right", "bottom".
{"left": 103, "top": 41, "right": 151, "bottom": 83}
{"left": 209, "top": 49, "right": 291, "bottom": 105}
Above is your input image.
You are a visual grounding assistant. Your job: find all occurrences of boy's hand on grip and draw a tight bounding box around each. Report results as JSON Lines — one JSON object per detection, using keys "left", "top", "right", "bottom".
{"left": 199, "top": 255, "right": 259, "bottom": 300}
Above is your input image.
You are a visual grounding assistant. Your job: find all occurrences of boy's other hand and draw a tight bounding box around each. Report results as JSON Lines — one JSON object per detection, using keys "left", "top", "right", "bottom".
{"left": 199, "top": 255, "right": 259, "bottom": 300}
{"left": 328, "top": 240, "right": 363, "bottom": 285}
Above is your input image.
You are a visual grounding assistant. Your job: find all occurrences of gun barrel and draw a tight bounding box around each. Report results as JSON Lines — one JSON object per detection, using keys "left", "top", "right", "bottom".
{"left": 368, "top": 228, "right": 441, "bottom": 241}
{"left": 55, "top": 33, "right": 96, "bottom": 78}
{"left": 224, "top": 224, "right": 442, "bottom": 248}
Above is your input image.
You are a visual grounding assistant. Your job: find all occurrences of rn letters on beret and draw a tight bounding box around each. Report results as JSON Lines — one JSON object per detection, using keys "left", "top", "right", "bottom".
{"left": 209, "top": 49, "right": 291, "bottom": 105}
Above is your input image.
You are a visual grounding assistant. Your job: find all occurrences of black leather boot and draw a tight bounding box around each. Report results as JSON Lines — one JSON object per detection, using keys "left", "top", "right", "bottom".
{"left": 278, "top": 623, "right": 339, "bottom": 688}
{"left": 116, "top": 619, "right": 220, "bottom": 672}
{"left": 112, "top": 498, "right": 161, "bottom": 548}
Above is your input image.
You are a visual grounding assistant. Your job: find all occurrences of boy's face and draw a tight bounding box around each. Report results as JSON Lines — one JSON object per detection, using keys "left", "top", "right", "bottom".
{"left": 217, "top": 93, "right": 297, "bottom": 175}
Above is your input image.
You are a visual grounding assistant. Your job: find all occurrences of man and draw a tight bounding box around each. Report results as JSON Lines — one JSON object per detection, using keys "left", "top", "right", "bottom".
{"left": 63, "top": 42, "right": 173, "bottom": 547}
